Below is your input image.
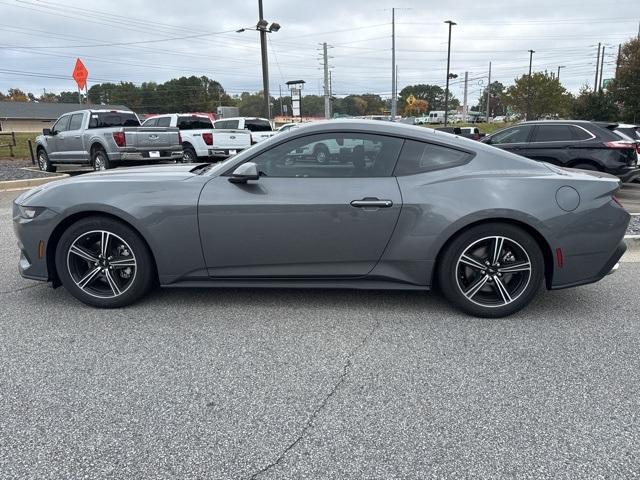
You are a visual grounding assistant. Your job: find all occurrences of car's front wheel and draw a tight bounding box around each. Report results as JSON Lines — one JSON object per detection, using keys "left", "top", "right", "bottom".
{"left": 437, "top": 223, "right": 544, "bottom": 318}
{"left": 37, "top": 149, "right": 56, "bottom": 172}
{"left": 55, "top": 216, "right": 155, "bottom": 308}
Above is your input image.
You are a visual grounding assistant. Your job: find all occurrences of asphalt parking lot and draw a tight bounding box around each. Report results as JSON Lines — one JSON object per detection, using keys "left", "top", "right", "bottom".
{"left": 1, "top": 190, "right": 639, "bottom": 479}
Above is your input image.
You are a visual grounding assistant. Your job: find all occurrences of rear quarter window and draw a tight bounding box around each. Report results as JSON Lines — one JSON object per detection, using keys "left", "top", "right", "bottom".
{"left": 394, "top": 140, "right": 473, "bottom": 176}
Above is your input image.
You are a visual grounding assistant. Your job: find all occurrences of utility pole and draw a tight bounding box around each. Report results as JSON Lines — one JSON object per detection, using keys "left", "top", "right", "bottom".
{"left": 258, "top": 0, "right": 270, "bottom": 119}
{"left": 462, "top": 71, "right": 468, "bottom": 123}
{"left": 594, "top": 42, "right": 601, "bottom": 92}
{"left": 526, "top": 49, "right": 534, "bottom": 121}
{"left": 391, "top": 8, "right": 396, "bottom": 121}
{"left": 485, "top": 61, "right": 492, "bottom": 122}
{"left": 322, "top": 42, "right": 330, "bottom": 119}
{"left": 557, "top": 65, "right": 565, "bottom": 82}
{"left": 599, "top": 45, "right": 605, "bottom": 92}
{"left": 444, "top": 20, "right": 456, "bottom": 126}
{"left": 616, "top": 44, "right": 621, "bottom": 78}
{"left": 279, "top": 84, "right": 283, "bottom": 116}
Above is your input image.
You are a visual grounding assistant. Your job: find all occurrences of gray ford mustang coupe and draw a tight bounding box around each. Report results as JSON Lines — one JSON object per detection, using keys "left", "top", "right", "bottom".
{"left": 13, "top": 120, "right": 630, "bottom": 317}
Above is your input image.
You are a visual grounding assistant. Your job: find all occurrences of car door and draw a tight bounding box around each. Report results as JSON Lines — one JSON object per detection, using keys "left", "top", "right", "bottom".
{"left": 527, "top": 124, "right": 580, "bottom": 166}
{"left": 485, "top": 124, "right": 534, "bottom": 155}
{"left": 47, "top": 115, "right": 71, "bottom": 161}
{"left": 65, "top": 112, "right": 87, "bottom": 162}
{"left": 198, "top": 131, "right": 404, "bottom": 277}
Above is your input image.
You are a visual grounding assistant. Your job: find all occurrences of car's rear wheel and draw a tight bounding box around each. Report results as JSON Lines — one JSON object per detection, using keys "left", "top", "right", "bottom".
{"left": 314, "top": 144, "right": 330, "bottom": 164}
{"left": 55, "top": 216, "right": 155, "bottom": 308}
{"left": 92, "top": 149, "right": 111, "bottom": 171}
{"left": 37, "top": 149, "right": 56, "bottom": 172}
{"left": 572, "top": 163, "right": 599, "bottom": 171}
{"left": 437, "top": 223, "right": 544, "bottom": 318}
{"left": 182, "top": 146, "right": 197, "bottom": 163}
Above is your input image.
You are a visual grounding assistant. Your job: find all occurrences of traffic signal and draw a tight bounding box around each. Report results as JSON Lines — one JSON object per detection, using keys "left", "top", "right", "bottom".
{"left": 448, "top": 73, "right": 458, "bottom": 79}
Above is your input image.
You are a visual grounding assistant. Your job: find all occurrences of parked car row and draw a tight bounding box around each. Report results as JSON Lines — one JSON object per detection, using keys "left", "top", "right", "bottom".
{"left": 35, "top": 110, "right": 276, "bottom": 171}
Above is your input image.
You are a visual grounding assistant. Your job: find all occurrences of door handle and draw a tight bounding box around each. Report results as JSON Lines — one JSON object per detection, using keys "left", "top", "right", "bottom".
{"left": 350, "top": 198, "right": 393, "bottom": 208}
{"left": 74, "top": 136, "right": 81, "bottom": 139}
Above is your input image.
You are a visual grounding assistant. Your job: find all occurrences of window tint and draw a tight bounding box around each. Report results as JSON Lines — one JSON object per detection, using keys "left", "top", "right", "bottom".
{"left": 177, "top": 116, "right": 213, "bottom": 130}
{"left": 156, "top": 117, "right": 171, "bottom": 128}
{"left": 532, "top": 125, "right": 574, "bottom": 142}
{"left": 571, "top": 126, "right": 593, "bottom": 140}
{"left": 394, "top": 140, "right": 472, "bottom": 176}
{"left": 490, "top": 125, "right": 533, "bottom": 144}
{"left": 245, "top": 119, "right": 272, "bottom": 132}
{"left": 215, "top": 120, "right": 237, "bottom": 129}
{"left": 617, "top": 127, "right": 640, "bottom": 140}
{"left": 53, "top": 115, "right": 70, "bottom": 133}
{"left": 243, "top": 133, "right": 403, "bottom": 178}
{"left": 68, "top": 113, "right": 84, "bottom": 131}
{"left": 88, "top": 112, "right": 140, "bottom": 128}
{"left": 142, "top": 118, "right": 158, "bottom": 127}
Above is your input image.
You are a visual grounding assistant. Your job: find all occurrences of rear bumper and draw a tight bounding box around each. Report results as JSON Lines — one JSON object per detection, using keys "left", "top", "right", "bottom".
{"left": 208, "top": 148, "right": 244, "bottom": 158}
{"left": 111, "top": 149, "right": 183, "bottom": 162}
{"left": 618, "top": 167, "right": 640, "bottom": 183}
{"left": 551, "top": 240, "right": 627, "bottom": 290}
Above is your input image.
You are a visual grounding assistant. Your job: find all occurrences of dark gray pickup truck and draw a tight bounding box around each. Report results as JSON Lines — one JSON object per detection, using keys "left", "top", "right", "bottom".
{"left": 35, "top": 109, "right": 183, "bottom": 171}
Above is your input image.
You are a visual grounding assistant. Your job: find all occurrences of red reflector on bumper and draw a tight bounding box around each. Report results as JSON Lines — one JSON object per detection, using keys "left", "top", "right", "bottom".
{"left": 556, "top": 248, "right": 563, "bottom": 268}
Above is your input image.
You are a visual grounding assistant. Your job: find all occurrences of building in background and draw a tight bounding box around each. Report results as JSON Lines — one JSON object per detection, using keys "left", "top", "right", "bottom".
{"left": 0, "top": 102, "right": 131, "bottom": 132}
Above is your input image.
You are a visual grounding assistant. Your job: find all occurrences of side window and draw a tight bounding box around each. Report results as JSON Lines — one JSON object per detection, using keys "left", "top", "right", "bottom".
{"left": 156, "top": 117, "right": 171, "bottom": 128}
{"left": 67, "top": 113, "right": 84, "bottom": 131}
{"left": 243, "top": 133, "right": 403, "bottom": 178}
{"left": 490, "top": 125, "right": 533, "bottom": 145}
{"left": 532, "top": 125, "right": 574, "bottom": 142}
{"left": 53, "top": 115, "right": 71, "bottom": 133}
{"left": 227, "top": 120, "right": 239, "bottom": 129}
{"left": 142, "top": 118, "right": 158, "bottom": 127}
{"left": 571, "top": 126, "right": 593, "bottom": 140}
{"left": 394, "top": 140, "right": 473, "bottom": 176}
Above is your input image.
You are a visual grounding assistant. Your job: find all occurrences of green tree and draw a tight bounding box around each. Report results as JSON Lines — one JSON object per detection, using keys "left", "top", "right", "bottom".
{"left": 502, "top": 72, "right": 573, "bottom": 119}
{"left": 476, "top": 81, "right": 506, "bottom": 116}
{"left": 571, "top": 86, "right": 619, "bottom": 121}
{"left": 398, "top": 84, "right": 458, "bottom": 113}
{"left": 608, "top": 37, "right": 640, "bottom": 122}
{"left": 6, "top": 88, "right": 28, "bottom": 102}
{"left": 58, "top": 91, "right": 80, "bottom": 103}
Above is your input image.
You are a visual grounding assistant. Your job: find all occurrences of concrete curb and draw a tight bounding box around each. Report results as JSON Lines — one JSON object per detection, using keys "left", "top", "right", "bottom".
{"left": 625, "top": 235, "right": 640, "bottom": 252}
{"left": 0, "top": 172, "right": 69, "bottom": 192}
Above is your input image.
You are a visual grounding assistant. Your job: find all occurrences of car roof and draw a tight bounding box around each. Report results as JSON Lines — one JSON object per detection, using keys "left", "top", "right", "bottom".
{"left": 216, "top": 117, "right": 270, "bottom": 121}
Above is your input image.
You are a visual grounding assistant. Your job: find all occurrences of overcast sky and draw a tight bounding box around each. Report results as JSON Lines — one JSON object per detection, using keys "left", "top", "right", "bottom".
{"left": 1, "top": 0, "right": 638, "bottom": 103}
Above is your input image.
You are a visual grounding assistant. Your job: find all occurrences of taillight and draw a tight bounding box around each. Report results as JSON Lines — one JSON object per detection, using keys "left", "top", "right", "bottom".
{"left": 612, "top": 196, "right": 625, "bottom": 209}
{"left": 202, "top": 133, "right": 213, "bottom": 145}
{"left": 112, "top": 131, "right": 126, "bottom": 147}
{"left": 604, "top": 140, "right": 635, "bottom": 149}
{"left": 473, "top": 133, "right": 480, "bottom": 140}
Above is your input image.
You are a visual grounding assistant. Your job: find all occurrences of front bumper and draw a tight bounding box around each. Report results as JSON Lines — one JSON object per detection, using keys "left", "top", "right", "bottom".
{"left": 12, "top": 203, "right": 59, "bottom": 283}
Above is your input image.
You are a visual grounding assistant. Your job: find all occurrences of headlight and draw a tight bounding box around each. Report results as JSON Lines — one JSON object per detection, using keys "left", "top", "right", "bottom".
{"left": 17, "top": 205, "right": 45, "bottom": 220}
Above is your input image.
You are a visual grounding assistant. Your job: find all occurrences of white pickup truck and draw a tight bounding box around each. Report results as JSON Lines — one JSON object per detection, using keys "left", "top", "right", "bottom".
{"left": 143, "top": 114, "right": 251, "bottom": 162}
{"left": 213, "top": 117, "right": 278, "bottom": 144}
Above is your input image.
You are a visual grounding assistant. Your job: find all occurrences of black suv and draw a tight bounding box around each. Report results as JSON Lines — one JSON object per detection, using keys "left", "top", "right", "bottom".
{"left": 482, "top": 120, "right": 640, "bottom": 182}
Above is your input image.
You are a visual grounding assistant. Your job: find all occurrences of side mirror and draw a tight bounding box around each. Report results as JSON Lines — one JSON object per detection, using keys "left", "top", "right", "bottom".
{"left": 229, "top": 162, "right": 259, "bottom": 184}
{"left": 43, "top": 128, "right": 52, "bottom": 136}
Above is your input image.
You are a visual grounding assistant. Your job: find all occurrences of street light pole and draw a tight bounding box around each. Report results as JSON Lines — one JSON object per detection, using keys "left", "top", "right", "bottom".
{"left": 557, "top": 65, "right": 565, "bottom": 82}
{"left": 444, "top": 20, "right": 456, "bottom": 126}
{"left": 258, "top": 0, "right": 270, "bottom": 119}
{"left": 526, "top": 49, "right": 535, "bottom": 121}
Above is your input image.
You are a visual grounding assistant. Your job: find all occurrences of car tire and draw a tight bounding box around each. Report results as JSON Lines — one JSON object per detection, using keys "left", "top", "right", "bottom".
{"left": 437, "top": 223, "right": 544, "bottom": 318}
{"left": 55, "top": 216, "right": 156, "bottom": 308}
{"left": 37, "top": 149, "right": 56, "bottom": 173}
{"left": 92, "top": 149, "right": 111, "bottom": 171}
{"left": 314, "top": 144, "right": 330, "bottom": 164}
{"left": 572, "top": 163, "right": 599, "bottom": 172}
{"left": 182, "top": 146, "right": 197, "bottom": 163}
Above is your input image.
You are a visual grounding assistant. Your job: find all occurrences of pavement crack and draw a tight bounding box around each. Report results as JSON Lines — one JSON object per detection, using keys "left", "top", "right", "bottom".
{"left": 0, "top": 283, "right": 42, "bottom": 295}
{"left": 249, "top": 317, "right": 382, "bottom": 479}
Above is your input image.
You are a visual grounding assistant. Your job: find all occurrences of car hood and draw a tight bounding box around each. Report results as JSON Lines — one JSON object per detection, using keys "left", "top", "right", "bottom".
{"left": 15, "top": 164, "right": 206, "bottom": 205}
